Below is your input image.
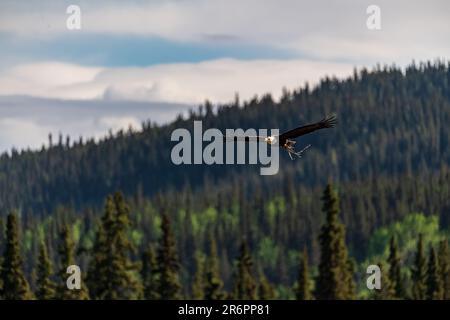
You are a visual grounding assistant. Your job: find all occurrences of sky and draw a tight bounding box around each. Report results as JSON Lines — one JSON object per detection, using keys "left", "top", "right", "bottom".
{"left": 0, "top": 0, "right": 449, "bottom": 152}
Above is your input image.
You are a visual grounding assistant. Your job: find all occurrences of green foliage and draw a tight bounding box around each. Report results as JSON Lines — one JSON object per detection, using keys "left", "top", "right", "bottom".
{"left": 36, "top": 241, "right": 56, "bottom": 300}
{"left": 367, "top": 214, "right": 446, "bottom": 262}
{"left": 86, "top": 193, "right": 140, "bottom": 299}
{"left": 373, "top": 262, "right": 395, "bottom": 300}
{"left": 258, "top": 269, "right": 276, "bottom": 300}
{"left": 191, "top": 252, "right": 205, "bottom": 299}
{"left": 315, "top": 184, "right": 355, "bottom": 300}
{"left": 0, "top": 213, "right": 33, "bottom": 299}
{"left": 57, "top": 225, "right": 89, "bottom": 300}
{"left": 157, "top": 214, "right": 182, "bottom": 300}
{"left": 204, "top": 236, "right": 225, "bottom": 300}
{"left": 411, "top": 234, "right": 427, "bottom": 300}
{"left": 232, "top": 241, "right": 258, "bottom": 300}
{"left": 426, "top": 246, "right": 443, "bottom": 299}
{"left": 387, "top": 236, "right": 406, "bottom": 299}
{"left": 438, "top": 239, "right": 450, "bottom": 299}
{"left": 295, "top": 248, "right": 312, "bottom": 300}
{"left": 141, "top": 244, "right": 159, "bottom": 300}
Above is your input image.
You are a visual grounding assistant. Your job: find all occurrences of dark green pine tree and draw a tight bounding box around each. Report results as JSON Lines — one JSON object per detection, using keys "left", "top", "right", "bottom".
{"left": 258, "top": 268, "right": 276, "bottom": 300}
{"left": 36, "top": 241, "right": 56, "bottom": 299}
{"left": 86, "top": 198, "right": 113, "bottom": 299}
{"left": 231, "top": 240, "right": 258, "bottom": 300}
{"left": 0, "top": 213, "right": 33, "bottom": 300}
{"left": 191, "top": 252, "right": 205, "bottom": 299}
{"left": 157, "top": 213, "right": 182, "bottom": 300}
{"left": 87, "top": 193, "right": 141, "bottom": 299}
{"left": 387, "top": 236, "right": 405, "bottom": 299}
{"left": 426, "top": 246, "right": 443, "bottom": 300}
{"left": 109, "top": 192, "right": 141, "bottom": 299}
{"left": 296, "top": 247, "right": 312, "bottom": 300}
{"left": 373, "top": 262, "right": 395, "bottom": 300}
{"left": 57, "top": 225, "right": 89, "bottom": 300}
{"left": 141, "top": 244, "right": 159, "bottom": 300}
{"left": 438, "top": 239, "right": 450, "bottom": 299}
{"left": 411, "top": 234, "right": 427, "bottom": 300}
{"left": 204, "top": 235, "right": 225, "bottom": 300}
{"left": 315, "top": 184, "right": 355, "bottom": 300}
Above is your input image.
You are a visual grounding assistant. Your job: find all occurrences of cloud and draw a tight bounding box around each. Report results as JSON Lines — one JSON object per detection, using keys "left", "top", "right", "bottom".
{"left": 0, "top": 57, "right": 355, "bottom": 153}
{"left": 0, "top": 95, "right": 190, "bottom": 152}
{"left": 0, "top": 58, "right": 355, "bottom": 104}
{"left": 1, "top": 0, "right": 449, "bottom": 65}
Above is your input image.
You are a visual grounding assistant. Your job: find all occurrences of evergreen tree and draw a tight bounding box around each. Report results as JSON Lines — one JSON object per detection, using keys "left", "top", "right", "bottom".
{"left": 438, "top": 239, "right": 450, "bottom": 299}
{"left": 36, "top": 241, "right": 56, "bottom": 299}
{"left": 411, "top": 234, "right": 427, "bottom": 300}
{"left": 157, "top": 213, "right": 182, "bottom": 299}
{"left": 87, "top": 193, "right": 140, "bottom": 299}
{"left": 141, "top": 244, "right": 159, "bottom": 300}
{"left": 426, "top": 245, "right": 443, "bottom": 300}
{"left": 0, "top": 213, "right": 33, "bottom": 299}
{"left": 373, "top": 262, "right": 395, "bottom": 300}
{"left": 315, "top": 184, "right": 355, "bottom": 300}
{"left": 204, "top": 236, "right": 225, "bottom": 300}
{"left": 86, "top": 196, "right": 114, "bottom": 298}
{"left": 258, "top": 269, "right": 276, "bottom": 300}
{"left": 191, "top": 252, "right": 205, "bottom": 299}
{"left": 296, "top": 247, "right": 312, "bottom": 300}
{"left": 387, "top": 236, "right": 405, "bottom": 299}
{"left": 57, "top": 225, "right": 89, "bottom": 300}
{"left": 231, "top": 240, "right": 258, "bottom": 300}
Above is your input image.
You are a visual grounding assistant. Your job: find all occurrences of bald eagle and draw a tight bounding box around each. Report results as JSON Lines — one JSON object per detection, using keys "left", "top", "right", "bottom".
{"left": 224, "top": 114, "right": 337, "bottom": 159}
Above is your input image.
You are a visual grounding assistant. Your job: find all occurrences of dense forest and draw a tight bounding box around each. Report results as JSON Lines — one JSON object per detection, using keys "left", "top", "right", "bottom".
{"left": 0, "top": 61, "right": 449, "bottom": 299}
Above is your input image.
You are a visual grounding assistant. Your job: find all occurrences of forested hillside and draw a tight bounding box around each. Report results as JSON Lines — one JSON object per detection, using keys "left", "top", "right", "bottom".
{"left": 0, "top": 61, "right": 449, "bottom": 299}
{"left": 1, "top": 61, "right": 449, "bottom": 214}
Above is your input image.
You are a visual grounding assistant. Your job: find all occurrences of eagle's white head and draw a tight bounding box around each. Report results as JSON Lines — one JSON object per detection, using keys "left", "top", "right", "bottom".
{"left": 265, "top": 136, "right": 277, "bottom": 145}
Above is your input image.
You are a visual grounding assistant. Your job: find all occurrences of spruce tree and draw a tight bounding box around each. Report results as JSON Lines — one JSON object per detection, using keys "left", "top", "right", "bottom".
{"left": 0, "top": 213, "right": 33, "bottom": 300}
{"left": 438, "top": 239, "right": 450, "bottom": 299}
{"left": 315, "top": 184, "right": 355, "bottom": 300}
{"left": 231, "top": 240, "right": 258, "bottom": 300}
{"left": 296, "top": 247, "right": 312, "bottom": 300}
{"left": 36, "top": 241, "right": 56, "bottom": 299}
{"left": 157, "top": 213, "right": 182, "bottom": 299}
{"left": 411, "top": 234, "right": 427, "bottom": 300}
{"left": 387, "top": 236, "right": 405, "bottom": 299}
{"left": 57, "top": 225, "right": 89, "bottom": 300}
{"left": 86, "top": 197, "right": 113, "bottom": 298}
{"left": 87, "top": 193, "right": 140, "bottom": 299}
{"left": 258, "top": 269, "right": 276, "bottom": 300}
{"left": 373, "top": 262, "right": 395, "bottom": 300}
{"left": 191, "top": 252, "right": 205, "bottom": 299}
{"left": 204, "top": 236, "right": 225, "bottom": 300}
{"left": 427, "top": 246, "right": 443, "bottom": 300}
{"left": 141, "top": 244, "right": 159, "bottom": 299}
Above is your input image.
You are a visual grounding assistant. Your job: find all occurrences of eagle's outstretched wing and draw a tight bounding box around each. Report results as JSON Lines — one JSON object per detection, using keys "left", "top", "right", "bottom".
{"left": 278, "top": 114, "right": 337, "bottom": 145}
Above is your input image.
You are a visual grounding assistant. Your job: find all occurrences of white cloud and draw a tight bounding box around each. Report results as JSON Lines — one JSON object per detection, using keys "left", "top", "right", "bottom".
{"left": 0, "top": 58, "right": 355, "bottom": 104}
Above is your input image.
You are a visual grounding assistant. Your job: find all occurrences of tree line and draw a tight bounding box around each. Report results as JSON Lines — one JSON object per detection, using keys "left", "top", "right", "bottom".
{"left": 0, "top": 185, "right": 448, "bottom": 300}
